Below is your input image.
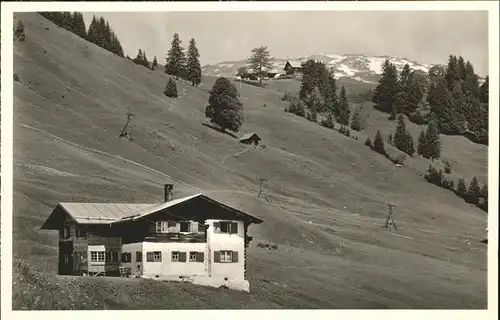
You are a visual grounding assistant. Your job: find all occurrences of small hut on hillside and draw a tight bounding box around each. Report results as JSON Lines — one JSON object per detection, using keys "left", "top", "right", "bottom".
{"left": 239, "top": 133, "right": 262, "bottom": 146}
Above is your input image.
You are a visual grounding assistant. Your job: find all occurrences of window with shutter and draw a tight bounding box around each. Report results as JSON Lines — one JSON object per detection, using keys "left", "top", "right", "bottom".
{"left": 232, "top": 251, "right": 239, "bottom": 263}
{"left": 189, "top": 252, "right": 197, "bottom": 262}
{"left": 231, "top": 222, "right": 238, "bottom": 234}
{"left": 136, "top": 251, "right": 142, "bottom": 262}
{"left": 153, "top": 251, "right": 162, "bottom": 262}
{"left": 155, "top": 221, "right": 162, "bottom": 233}
{"left": 171, "top": 251, "right": 179, "bottom": 262}
{"left": 121, "top": 253, "right": 127, "bottom": 262}
{"left": 146, "top": 252, "right": 154, "bottom": 262}
{"left": 98, "top": 252, "right": 105, "bottom": 262}
{"left": 196, "top": 252, "right": 205, "bottom": 262}
{"left": 220, "top": 250, "right": 232, "bottom": 263}
{"left": 214, "top": 251, "right": 221, "bottom": 263}
{"left": 179, "top": 252, "right": 187, "bottom": 262}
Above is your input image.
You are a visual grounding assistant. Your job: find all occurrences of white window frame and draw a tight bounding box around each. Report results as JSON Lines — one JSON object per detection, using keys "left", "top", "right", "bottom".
{"left": 220, "top": 250, "right": 232, "bottom": 263}
{"left": 97, "top": 251, "right": 105, "bottom": 262}
{"left": 189, "top": 252, "right": 197, "bottom": 262}
{"left": 171, "top": 251, "right": 179, "bottom": 262}
{"left": 153, "top": 251, "right": 162, "bottom": 262}
{"left": 220, "top": 222, "right": 235, "bottom": 234}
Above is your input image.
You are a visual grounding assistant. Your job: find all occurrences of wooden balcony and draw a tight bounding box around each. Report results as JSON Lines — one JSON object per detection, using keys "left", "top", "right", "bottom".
{"left": 144, "top": 232, "right": 206, "bottom": 243}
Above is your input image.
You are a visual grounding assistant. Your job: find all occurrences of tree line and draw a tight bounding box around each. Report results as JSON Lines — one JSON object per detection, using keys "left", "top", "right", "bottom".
{"left": 38, "top": 12, "right": 124, "bottom": 57}
{"left": 163, "top": 33, "right": 202, "bottom": 87}
{"left": 283, "top": 59, "right": 366, "bottom": 137}
{"left": 372, "top": 56, "right": 488, "bottom": 145}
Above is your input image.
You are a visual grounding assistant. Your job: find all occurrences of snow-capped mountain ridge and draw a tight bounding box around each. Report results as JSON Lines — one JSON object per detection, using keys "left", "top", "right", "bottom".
{"left": 202, "top": 53, "right": 436, "bottom": 84}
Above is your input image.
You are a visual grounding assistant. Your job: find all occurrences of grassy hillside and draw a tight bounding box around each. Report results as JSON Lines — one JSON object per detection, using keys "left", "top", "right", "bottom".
{"left": 12, "top": 13, "right": 488, "bottom": 309}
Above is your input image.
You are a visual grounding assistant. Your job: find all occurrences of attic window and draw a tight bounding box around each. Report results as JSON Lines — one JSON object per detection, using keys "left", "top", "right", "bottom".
{"left": 215, "top": 221, "right": 238, "bottom": 234}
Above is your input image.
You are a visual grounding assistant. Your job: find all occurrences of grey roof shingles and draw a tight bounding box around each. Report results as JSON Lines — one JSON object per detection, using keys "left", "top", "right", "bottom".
{"left": 46, "top": 193, "right": 263, "bottom": 227}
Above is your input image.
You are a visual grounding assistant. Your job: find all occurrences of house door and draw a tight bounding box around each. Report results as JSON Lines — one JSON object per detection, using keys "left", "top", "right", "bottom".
{"left": 59, "top": 241, "right": 73, "bottom": 275}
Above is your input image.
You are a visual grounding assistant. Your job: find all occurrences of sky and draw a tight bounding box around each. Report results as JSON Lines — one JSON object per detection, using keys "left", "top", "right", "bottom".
{"left": 82, "top": 11, "right": 489, "bottom": 76}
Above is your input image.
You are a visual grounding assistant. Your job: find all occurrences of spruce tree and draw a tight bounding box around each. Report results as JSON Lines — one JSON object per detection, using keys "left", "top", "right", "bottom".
{"left": 388, "top": 132, "right": 393, "bottom": 145}
{"left": 394, "top": 114, "right": 407, "bottom": 152}
{"left": 350, "top": 105, "right": 365, "bottom": 131}
{"left": 205, "top": 77, "right": 244, "bottom": 133}
{"left": 455, "top": 178, "right": 467, "bottom": 199}
{"left": 164, "top": 78, "right": 178, "bottom": 98}
{"left": 152, "top": 56, "right": 158, "bottom": 70}
{"left": 87, "top": 15, "right": 98, "bottom": 44}
{"left": 326, "top": 72, "right": 338, "bottom": 116}
{"left": 478, "top": 76, "right": 489, "bottom": 104}
{"left": 165, "top": 33, "right": 186, "bottom": 80}
{"left": 372, "top": 60, "right": 399, "bottom": 115}
{"left": 423, "top": 115, "right": 441, "bottom": 159}
{"left": 71, "top": 12, "right": 87, "bottom": 39}
{"left": 337, "top": 86, "right": 350, "bottom": 126}
{"left": 479, "top": 183, "right": 488, "bottom": 211}
{"left": 186, "top": 38, "right": 202, "bottom": 86}
{"left": 394, "top": 63, "right": 411, "bottom": 114}
{"left": 465, "top": 176, "right": 481, "bottom": 204}
{"left": 373, "top": 130, "right": 386, "bottom": 156}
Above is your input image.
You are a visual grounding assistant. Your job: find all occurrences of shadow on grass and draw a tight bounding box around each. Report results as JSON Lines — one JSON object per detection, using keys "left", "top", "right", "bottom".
{"left": 201, "top": 123, "right": 238, "bottom": 139}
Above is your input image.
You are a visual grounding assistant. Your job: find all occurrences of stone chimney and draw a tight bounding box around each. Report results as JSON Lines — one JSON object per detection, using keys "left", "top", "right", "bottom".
{"left": 164, "top": 184, "right": 174, "bottom": 202}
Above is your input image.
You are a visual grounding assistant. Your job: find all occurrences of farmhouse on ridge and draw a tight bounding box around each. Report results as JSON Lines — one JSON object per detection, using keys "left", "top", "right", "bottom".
{"left": 284, "top": 60, "right": 303, "bottom": 76}
{"left": 40, "top": 184, "right": 264, "bottom": 292}
{"left": 239, "top": 132, "right": 262, "bottom": 146}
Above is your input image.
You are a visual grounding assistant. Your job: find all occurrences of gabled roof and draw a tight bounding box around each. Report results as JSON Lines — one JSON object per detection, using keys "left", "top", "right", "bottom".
{"left": 41, "top": 193, "right": 263, "bottom": 230}
{"left": 285, "top": 60, "right": 303, "bottom": 68}
{"left": 239, "top": 133, "right": 261, "bottom": 141}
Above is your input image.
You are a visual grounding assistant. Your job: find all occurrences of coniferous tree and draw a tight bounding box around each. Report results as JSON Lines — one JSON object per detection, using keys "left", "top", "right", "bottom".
{"left": 71, "top": 12, "right": 87, "bottom": 39}
{"left": 465, "top": 176, "right": 481, "bottom": 204}
{"left": 372, "top": 60, "right": 399, "bottom": 115}
{"left": 455, "top": 178, "right": 467, "bottom": 198}
{"left": 164, "top": 78, "right": 178, "bottom": 98}
{"left": 478, "top": 76, "right": 489, "bottom": 104}
{"left": 394, "top": 63, "right": 412, "bottom": 114}
{"left": 87, "top": 15, "right": 98, "bottom": 44}
{"left": 388, "top": 132, "right": 393, "bottom": 145}
{"left": 337, "top": 86, "right": 350, "bottom": 126}
{"left": 306, "top": 86, "right": 324, "bottom": 115}
{"left": 479, "top": 183, "right": 488, "bottom": 211}
{"left": 373, "top": 130, "right": 386, "bottom": 156}
{"left": 422, "top": 115, "right": 441, "bottom": 159}
{"left": 326, "top": 72, "right": 338, "bottom": 116}
{"left": 393, "top": 114, "right": 415, "bottom": 156}
{"left": 186, "top": 38, "right": 202, "bottom": 86}
{"left": 205, "top": 77, "right": 244, "bottom": 133}
{"left": 165, "top": 33, "right": 186, "bottom": 80}
{"left": 247, "top": 46, "right": 273, "bottom": 85}
{"left": 350, "top": 105, "right": 365, "bottom": 131}
{"left": 152, "top": 56, "right": 158, "bottom": 70}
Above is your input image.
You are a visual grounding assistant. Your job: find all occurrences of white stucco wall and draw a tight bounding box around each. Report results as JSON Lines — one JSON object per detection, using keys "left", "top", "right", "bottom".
{"left": 141, "top": 242, "right": 208, "bottom": 278}
{"left": 205, "top": 219, "right": 245, "bottom": 281}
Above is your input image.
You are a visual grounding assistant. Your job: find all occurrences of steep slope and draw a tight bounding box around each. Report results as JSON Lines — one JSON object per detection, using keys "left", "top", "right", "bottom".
{"left": 12, "top": 13, "right": 488, "bottom": 309}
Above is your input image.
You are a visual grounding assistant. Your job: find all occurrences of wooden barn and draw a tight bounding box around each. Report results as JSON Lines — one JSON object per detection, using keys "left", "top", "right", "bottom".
{"left": 41, "top": 184, "right": 264, "bottom": 292}
{"left": 239, "top": 133, "right": 262, "bottom": 146}
{"left": 284, "top": 60, "right": 303, "bottom": 76}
